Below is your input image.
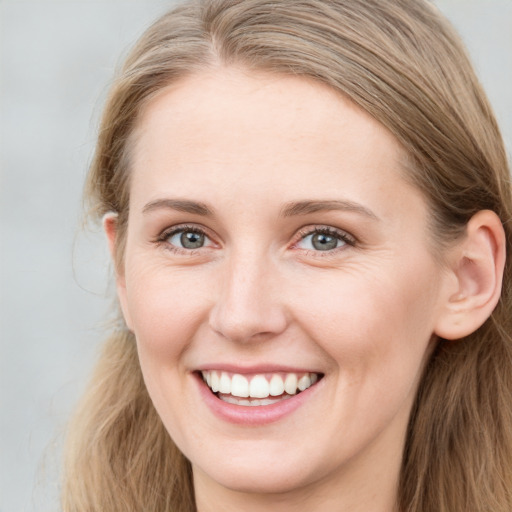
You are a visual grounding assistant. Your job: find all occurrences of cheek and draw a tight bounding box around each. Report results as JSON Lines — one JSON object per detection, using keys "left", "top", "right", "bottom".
{"left": 291, "top": 262, "right": 440, "bottom": 384}
{"left": 121, "top": 260, "right": 214, "bottom": 445}
{"left": 123, "top": 259, "right": 212, "bottom": 361}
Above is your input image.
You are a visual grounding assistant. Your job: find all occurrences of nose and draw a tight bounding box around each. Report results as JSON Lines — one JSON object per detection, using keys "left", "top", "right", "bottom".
{"left": 208, "top": 251, "right": 289, "bottom": 343}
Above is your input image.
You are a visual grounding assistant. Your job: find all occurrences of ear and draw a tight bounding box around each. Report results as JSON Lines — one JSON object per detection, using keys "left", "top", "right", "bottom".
{"left": 435, "top": 210, "right": 506, "bottom": 340}
{"left": 103, "top": 212, "right": 133, "bottom": 330}
{"left": 103, "top": 212, "right": 119, "bottom": 263}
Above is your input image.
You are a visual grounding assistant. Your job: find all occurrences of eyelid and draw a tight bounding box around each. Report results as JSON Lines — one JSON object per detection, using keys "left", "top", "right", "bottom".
{"left": 292, "top": 225, "right": 357, "bottom": 251}
{"left": 154, "top": 223, "right": 356, "bottom": 255}
{"left": 156, "top": 223, "right": 217, "bottom": 252}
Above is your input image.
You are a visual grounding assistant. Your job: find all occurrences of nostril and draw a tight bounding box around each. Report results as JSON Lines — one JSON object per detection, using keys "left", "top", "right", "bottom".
{"left": 208, "top": 306, "right": 289, "bottom": 343}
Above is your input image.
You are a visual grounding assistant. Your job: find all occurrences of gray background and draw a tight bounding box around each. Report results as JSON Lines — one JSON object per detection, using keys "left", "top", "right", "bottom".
{"left": 0, "top": 1, "right": 510, "bottom": 510}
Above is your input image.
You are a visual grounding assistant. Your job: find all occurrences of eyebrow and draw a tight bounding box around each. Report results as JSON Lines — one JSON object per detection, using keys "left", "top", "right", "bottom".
{"left": 281, "top": 200, "right": 379, "bottom": 220}
{"left": 142, "top": 197, "right": 378, "bottom": 220}
{"left": 142, "top": 198, "right": 213, "bottom": 216}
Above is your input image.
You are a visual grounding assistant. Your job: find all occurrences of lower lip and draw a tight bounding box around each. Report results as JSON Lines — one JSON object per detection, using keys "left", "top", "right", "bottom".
{"left": 194, "top": 373, "right": 322, "bottom": 426}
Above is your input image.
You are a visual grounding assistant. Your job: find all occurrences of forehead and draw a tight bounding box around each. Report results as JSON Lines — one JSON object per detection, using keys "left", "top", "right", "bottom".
{"left": 129, "top": 67, "right": 417, "bottom": 220}
{"left": 133, "top": 67, "right": 402, "bottom": 158}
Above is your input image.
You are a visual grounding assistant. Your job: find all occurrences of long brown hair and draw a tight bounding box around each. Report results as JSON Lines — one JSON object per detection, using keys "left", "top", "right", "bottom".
{"left": 63, "top": 1, "right": 512, "bottom": 510}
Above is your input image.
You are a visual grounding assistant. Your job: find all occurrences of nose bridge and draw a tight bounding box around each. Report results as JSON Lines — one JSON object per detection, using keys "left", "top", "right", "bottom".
{"left": 209, "top": 245, "right": 287, "bottom": 342}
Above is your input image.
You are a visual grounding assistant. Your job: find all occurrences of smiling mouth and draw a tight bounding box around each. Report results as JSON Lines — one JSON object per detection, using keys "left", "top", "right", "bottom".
{"left": 200, "top": 370, "right": 323, "bottom": 407}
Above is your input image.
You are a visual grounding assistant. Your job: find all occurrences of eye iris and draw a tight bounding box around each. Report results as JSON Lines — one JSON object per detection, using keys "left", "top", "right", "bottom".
{"left": 180, "top": 231, "right": 204, "bottom": 249}
{"left": 312, "top": 233, "right": 338, "bottom": 251}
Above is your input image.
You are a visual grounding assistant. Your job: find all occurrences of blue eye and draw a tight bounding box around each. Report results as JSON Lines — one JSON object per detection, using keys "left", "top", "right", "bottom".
{"left": 296, "top": 228, "right": 353, "bottom": 252}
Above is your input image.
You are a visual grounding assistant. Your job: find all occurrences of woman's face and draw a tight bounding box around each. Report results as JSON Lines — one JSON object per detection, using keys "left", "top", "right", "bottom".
{"left": 115, "top": 69, "right": 452, "bottom": 505}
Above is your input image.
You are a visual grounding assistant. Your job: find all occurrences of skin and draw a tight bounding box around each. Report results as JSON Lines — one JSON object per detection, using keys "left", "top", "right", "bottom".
{"left": 108, "top": 68, "right": 501, "bottom": 512}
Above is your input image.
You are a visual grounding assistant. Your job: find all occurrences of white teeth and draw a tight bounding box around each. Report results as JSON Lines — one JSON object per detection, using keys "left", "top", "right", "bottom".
{"left": 231, "top": 374, "right": 249, "bottom": 397}
{"left": 201, "top": 370, "right": 320, "bottom": 402}
{"left": 249, "top": 375, "right": 270, "bottom": 398}
{"left": 284, "top": 373, "right": 298, "bottom": 395}
{"left": 211, "top": 371, "right": 220, "bottom": 392}
{"left": 219, "top": 372, "right": 231, "bottom": 394}
{"left": 269, "top": 374, "right": 285, "bottom": 396}
{"left": 218, "top": 395, "right": 293, "bottom": 407}
{"left": 298, "top": 374, "right": 312, "bottom": 391}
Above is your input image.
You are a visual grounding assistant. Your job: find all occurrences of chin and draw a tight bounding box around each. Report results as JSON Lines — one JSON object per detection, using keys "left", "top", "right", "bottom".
{"left": 188, "top": 437, "right": 331, "bottom": 497}
{"left": 197, "top": 459, "right": 317, "bottom": 496}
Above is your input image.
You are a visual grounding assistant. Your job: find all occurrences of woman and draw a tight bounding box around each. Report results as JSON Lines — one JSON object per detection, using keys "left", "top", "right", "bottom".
{"left": 62, "top": 0, "right": 512, "bottom": 510}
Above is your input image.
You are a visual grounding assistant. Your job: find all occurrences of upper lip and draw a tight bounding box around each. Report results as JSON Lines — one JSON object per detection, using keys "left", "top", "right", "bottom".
{"left": 194, "top": 363, "right": 323, "bottom": 375}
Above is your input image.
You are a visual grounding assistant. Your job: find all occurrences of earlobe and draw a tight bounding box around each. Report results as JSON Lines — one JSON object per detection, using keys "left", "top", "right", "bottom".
{"left": 435, "top": 210, "right": 506, "bottom": 340}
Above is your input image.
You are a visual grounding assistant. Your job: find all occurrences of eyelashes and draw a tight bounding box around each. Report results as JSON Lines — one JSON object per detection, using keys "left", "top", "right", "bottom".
{"left": 159, "top": 225, "right": 214, "bottom": 251}
{"left": 155, "top": 223, "right": 356, "bottom": 256}
{"left": 294, "top": 226, "right": 355, "bottom": 252}
{"left": 156, "top": 224, "right": 215, "bottom": 253}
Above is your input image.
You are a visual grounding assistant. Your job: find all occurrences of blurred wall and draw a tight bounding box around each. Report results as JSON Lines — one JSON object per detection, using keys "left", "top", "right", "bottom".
{"left": 0, "top": 1, "right": 510, "bottom": 510}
